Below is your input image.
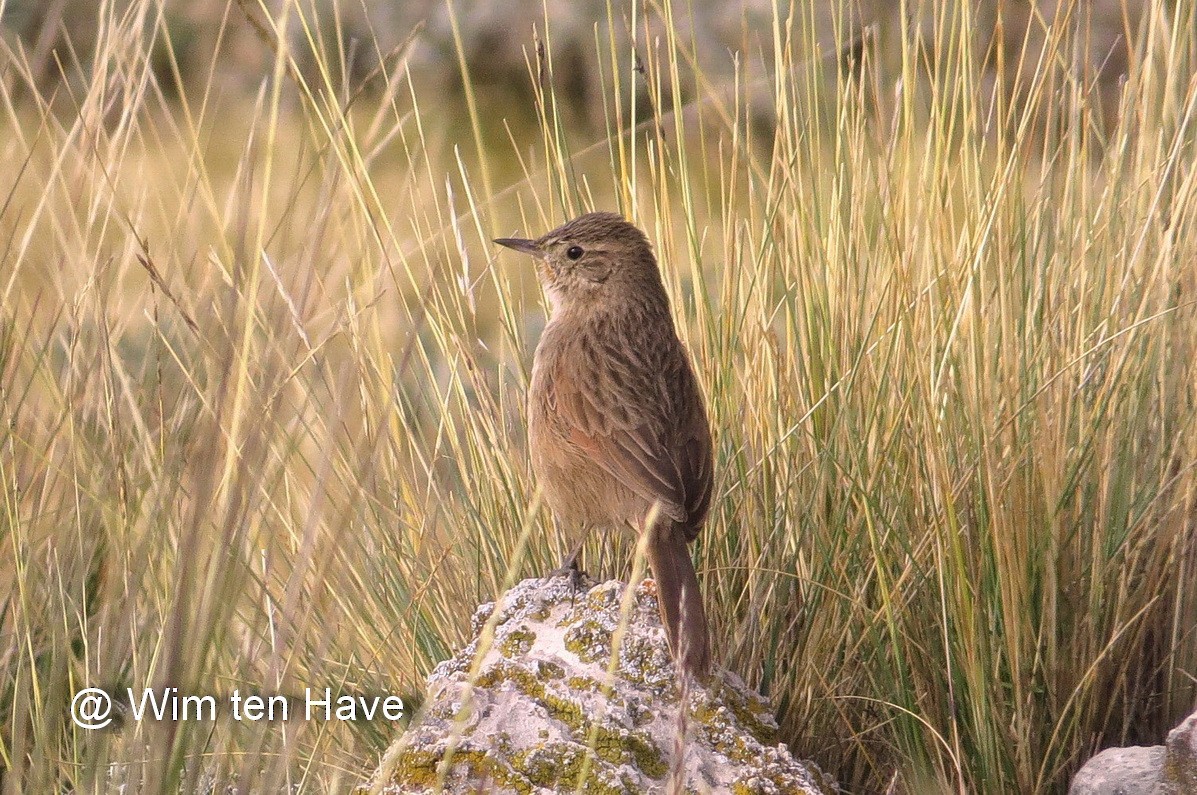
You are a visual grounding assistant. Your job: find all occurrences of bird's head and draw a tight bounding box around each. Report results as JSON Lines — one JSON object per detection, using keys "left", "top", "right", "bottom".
{"left": 495, "top": 212, "right": 666, "bottom": 312}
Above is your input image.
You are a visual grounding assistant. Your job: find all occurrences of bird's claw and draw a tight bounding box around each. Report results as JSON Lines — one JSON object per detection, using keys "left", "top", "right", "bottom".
{"left": 546, "top": 557, "right": 588, "bottom": 596}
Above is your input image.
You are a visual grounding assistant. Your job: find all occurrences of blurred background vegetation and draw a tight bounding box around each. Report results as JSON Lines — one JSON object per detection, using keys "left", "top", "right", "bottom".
{"left": 1, "top": 1, "right": 1195, "bottom": 793}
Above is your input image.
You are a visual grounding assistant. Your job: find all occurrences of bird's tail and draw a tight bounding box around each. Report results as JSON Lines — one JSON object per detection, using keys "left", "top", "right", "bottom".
{"left": 646, "top": 522, "right": 710, "bottom": 680}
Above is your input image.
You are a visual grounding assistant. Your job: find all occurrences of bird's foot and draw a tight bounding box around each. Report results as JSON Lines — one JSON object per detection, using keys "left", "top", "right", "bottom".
{"left": 545, "top": 537, "right": 587, "bottom": 589}
{"left": 546, "top": 557, "right": 588, "bottom": 595}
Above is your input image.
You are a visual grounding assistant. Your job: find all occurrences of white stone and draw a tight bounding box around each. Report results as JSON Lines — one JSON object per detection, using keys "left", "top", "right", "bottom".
{"left": 363, "top": 575, "right": 836, "bottom": 794}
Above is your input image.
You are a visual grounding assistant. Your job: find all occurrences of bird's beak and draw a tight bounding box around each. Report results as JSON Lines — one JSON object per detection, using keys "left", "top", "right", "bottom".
{"left": 493, "top": 237, "right": 543, "bottom": 258}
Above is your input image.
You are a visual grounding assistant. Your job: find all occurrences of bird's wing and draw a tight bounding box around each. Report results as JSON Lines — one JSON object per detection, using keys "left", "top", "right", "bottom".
{"left": 549, "top": 334, "right": 712, "bottom": 537}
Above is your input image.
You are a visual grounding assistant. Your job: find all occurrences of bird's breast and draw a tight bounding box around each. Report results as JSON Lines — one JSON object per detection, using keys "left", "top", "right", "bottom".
{"left": 527, "top": 324, "right": 643, "bottom": 529}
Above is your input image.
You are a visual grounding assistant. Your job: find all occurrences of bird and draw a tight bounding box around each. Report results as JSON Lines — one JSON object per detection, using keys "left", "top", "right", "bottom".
{"left": 495, "top": 211, "right": 713, "bottom": 679}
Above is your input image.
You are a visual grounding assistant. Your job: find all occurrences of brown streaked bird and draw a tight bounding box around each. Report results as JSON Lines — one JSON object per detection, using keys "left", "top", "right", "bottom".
{"left": 495, "top": 212, "right": 713, "bottom": 679}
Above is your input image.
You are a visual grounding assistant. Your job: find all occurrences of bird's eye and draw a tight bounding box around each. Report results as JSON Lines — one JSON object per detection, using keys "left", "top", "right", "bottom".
{"left": 566, "top": 245, "right": 584, "bottom": 260}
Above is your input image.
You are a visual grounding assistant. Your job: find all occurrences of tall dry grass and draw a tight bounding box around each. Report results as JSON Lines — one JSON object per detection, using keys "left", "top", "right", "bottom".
{"left": 1, "top": 0, "right": 1195, "bottom": 792}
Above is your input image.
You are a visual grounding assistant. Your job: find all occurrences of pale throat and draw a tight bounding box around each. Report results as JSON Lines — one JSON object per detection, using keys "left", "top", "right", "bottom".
{"left": 542, "top": 282, "right": 567, "bottom": 314}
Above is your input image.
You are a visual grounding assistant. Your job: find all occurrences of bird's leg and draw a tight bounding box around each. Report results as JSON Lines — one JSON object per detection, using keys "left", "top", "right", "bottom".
{"left": 548, "top": 538, "right": 585, "bottom": 578}
{"left": 546, "top": 520, "right": 587, "bottom": 594}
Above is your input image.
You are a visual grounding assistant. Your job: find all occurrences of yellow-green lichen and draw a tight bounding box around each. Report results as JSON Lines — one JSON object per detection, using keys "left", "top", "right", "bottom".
{"left": 393, "top": 746, "right": 531, "bottom": 794}
{"left": 563, "top": 619, "right": 612, "bottom": 664}
{"left": 539, "top": 660, "right": 565, "bottom": 679}
{"left": 590, "top": 725, "right": 667, "bottom": 779}
{"left": 561, "top": 622, "right": 675, "bottom": 702}
{"left": 529, "top": 600, "right": 554, "bottom": 621}
{"left": 493, "top": 731, "right": 514, "bottom": 756}
{"left": 390, "top": 748, "right": 439, "bottom": 788}
{"left": 691, "top": 702, "right": 757, "bottom": 764}
{"left": 706, "top": 682, "right": 776, "bottom": 744}
{"left": 732, "top": 779, "right": 764, "bottom": 795}
{"left": 475, "top": 662, "right": 586, "bottom": 731}
{"left": 472, "top": 661, "right": 667, "bottom": 781}
{"left": 564, "top": 675, "right": 645, "bottom": 725}
{"left": 585, "top": 586, "right": 621, "bottom": 610}
{"left": 512, "top": 743, "right": 579, "bottom": 789}
{"left": 731, "top": 766, "right": 825, "bottom": 795}
{"left": 512, "top": 742, "right": 635, "bottom": 795}
{"left": 603, "top": 635, "right": 675, "bottom": 696}
{"left": 628, "top": 701, "right": 654, "bottom": 728}
{"left": 567, "top": 675, "right": 598, "bottom": 692}
{"left": 499, "top": 628, "right": 536, "bottom": 657}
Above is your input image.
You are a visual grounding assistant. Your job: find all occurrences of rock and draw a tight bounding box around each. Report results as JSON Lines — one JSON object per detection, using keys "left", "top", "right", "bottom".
{"left": 1069, "top": 709, "right": 1197, "bottom": 795}
{"left": 363, "top": 575, "right": 836, "bottom": 794}
{"left": 1164, "top": 711, "right": 1197, "bottom": 793}
{"left": 1069, "top": 746, "right": 1165, "bottom": 795}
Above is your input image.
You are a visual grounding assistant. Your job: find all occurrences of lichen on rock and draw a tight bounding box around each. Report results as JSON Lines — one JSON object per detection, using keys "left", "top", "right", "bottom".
{"left": 363, "top": 575, "right": 836, "bottom": 794}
